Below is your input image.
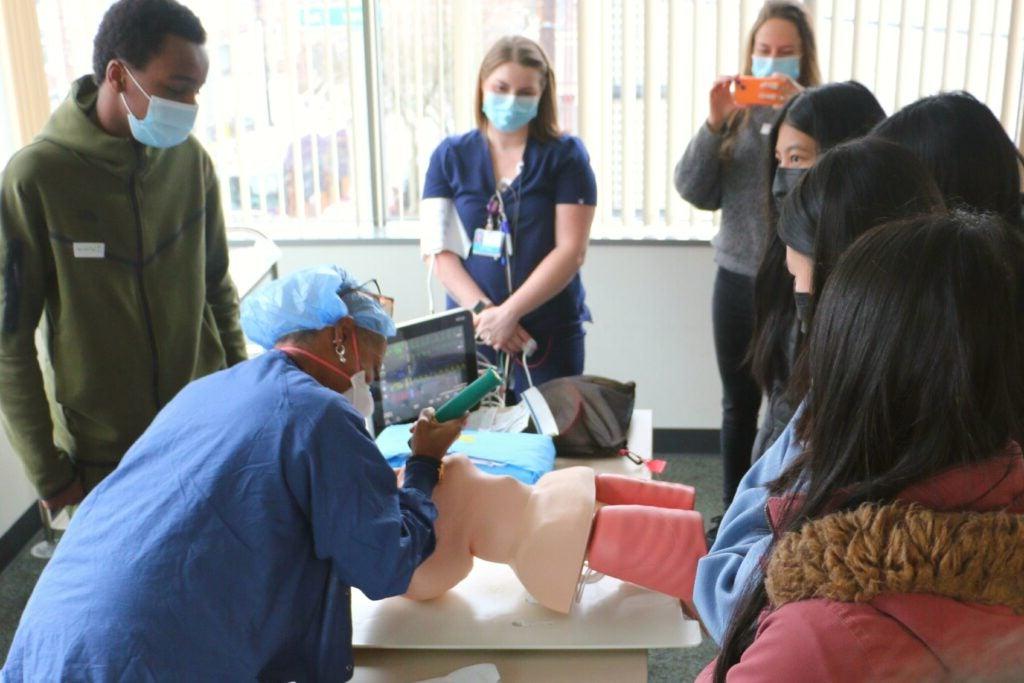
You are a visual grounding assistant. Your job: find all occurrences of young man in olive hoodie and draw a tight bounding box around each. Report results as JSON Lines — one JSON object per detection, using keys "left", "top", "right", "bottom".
{"left": 0, "top": 0, "right": 246, "bottom": 512}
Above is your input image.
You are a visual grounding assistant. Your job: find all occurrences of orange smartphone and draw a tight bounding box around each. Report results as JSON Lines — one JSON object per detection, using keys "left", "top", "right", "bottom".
{"left": 733, "top": 76, "right": 784, "bottom": 106}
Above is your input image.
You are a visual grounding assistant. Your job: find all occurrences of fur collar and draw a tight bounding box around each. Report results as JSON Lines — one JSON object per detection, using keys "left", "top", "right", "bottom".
{"left": 766, "top": 502, "right": 1024, "bottom": 612}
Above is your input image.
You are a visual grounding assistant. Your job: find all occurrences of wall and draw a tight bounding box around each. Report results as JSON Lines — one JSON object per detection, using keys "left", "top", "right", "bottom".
{"left": 0, "top": 430, "right": 38, "bottom": 538}
{"left": 277, "top": 240, "right": 722, "bottom": 430}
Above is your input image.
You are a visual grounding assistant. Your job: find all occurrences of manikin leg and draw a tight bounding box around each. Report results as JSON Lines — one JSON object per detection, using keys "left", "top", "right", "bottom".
{"left": 595, "top": 473, "right": 696, "bottom": 511}
{"left": 586, "top": 505, "right": 707, "bottom": 602}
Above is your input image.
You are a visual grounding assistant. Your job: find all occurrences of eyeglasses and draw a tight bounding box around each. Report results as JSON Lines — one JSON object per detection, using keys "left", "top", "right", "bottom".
{"left": 341, "top": 279, "right": 395, "bottom": 317}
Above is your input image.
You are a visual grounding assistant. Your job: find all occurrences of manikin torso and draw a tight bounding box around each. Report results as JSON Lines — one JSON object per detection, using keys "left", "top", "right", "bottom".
{"left": 404, "top": 455, "right": 596, "bottom": 614}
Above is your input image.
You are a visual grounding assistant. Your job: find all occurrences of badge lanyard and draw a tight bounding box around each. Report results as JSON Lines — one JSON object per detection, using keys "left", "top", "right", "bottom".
{"left": 472, "top": 192, "right": 514, "bottom": 262}
{"left": 472, "top": 179, "right": 520, "bottom": 300}
{"left": 472, "top": 175, "right": 522, "bottom": 387}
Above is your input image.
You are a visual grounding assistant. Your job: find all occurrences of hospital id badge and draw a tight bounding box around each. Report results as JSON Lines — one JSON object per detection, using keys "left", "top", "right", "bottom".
{"left": 472, "top": 228, "right": 504, "bottom": 259}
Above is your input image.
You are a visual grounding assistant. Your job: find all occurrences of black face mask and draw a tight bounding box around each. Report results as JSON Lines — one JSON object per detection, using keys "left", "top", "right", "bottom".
{"left": 794, "top": 291, "right": 812, "bottom": 334}
{"left": 772, "top": 167, "right": 808, "bottom": 210}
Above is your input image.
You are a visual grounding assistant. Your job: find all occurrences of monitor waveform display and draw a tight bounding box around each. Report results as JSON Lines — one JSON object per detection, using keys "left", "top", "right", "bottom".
{"left": 379, "top": 326, "right": 472, "bottom": 425}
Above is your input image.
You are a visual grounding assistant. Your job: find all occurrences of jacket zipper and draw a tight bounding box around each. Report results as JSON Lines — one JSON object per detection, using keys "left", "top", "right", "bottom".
{"left": 128, "top": 150, "right": 161, "bottom": 411}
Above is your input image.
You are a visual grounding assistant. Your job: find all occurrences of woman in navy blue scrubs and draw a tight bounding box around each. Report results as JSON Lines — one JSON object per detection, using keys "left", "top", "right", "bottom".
{"left": 421, "top": 35, "right": 597, "bottom": 399}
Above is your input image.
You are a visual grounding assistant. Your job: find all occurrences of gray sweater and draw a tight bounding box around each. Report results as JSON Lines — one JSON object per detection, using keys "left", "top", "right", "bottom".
{"left": 751, "top": 319, "right": 800, "bottom": 460}
{"left": 674, "top": 107, "right": 777, "bottom": 277}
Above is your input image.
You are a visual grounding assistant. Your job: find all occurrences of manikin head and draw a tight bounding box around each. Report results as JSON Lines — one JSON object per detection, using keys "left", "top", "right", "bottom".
{"left": 403, "top": 456, "right": 707, "bottom": 614}
{"left": 404, "top": 455, "right": 596, "bottom": 614}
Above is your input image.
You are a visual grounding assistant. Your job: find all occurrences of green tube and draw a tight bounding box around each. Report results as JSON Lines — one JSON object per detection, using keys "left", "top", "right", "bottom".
{"left": 435, "top": 368, "right": 503, "bottom": 422}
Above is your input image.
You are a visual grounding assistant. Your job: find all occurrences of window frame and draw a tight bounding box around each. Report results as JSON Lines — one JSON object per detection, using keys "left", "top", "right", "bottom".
{"left": 7, "top": 0, "right": 1024, "bottom": 243}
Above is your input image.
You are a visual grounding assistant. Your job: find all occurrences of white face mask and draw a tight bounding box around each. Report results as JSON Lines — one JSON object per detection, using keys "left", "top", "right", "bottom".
{"left": 342, "top": 370, "right": 375, "bottom": 419}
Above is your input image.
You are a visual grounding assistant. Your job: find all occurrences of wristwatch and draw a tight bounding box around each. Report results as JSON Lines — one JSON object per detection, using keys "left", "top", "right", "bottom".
{"left": 472, "top": 299, "right": 492, "bottom": 314}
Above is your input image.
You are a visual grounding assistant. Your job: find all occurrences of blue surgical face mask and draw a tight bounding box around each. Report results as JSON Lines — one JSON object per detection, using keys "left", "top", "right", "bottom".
{"left": 121, "top": 65, "right": 198, "bottom": 148}
{"left": 482, "top": 92, "right": 540, "bottom": 133}
{"left": 751, "top": 55, "right": 801, "bottom": 81}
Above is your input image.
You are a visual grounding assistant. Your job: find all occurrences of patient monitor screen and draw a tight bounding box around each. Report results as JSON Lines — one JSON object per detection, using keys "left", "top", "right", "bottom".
{"left": 375, "top": 310, "right": 477, "bottom": 429}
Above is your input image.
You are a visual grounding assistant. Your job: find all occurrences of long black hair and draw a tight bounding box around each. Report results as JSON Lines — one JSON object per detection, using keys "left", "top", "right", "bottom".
{"left": 872, "top": 91, "right": 1024, "bottom": 229}
{"left": 750, "top": 81, "right": 886, "bottom": 391}
{"left": 780, "top": 137, "right": 945, "bottom": 397}
{"left": 714, "top": 211, "right": 1024, "bottom": 681}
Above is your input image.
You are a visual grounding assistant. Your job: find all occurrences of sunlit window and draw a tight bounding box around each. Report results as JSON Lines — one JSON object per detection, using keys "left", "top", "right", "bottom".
{"left": 29, "top": 0, "right": 1024, "bottom": 241}
{"left": 0, "top": 73, "right": 16, "bottom": 168}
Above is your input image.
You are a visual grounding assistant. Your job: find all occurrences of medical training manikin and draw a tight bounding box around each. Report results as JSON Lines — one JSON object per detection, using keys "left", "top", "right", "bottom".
{"left": 403, "top": 456, "right": 708, "bottom": 613}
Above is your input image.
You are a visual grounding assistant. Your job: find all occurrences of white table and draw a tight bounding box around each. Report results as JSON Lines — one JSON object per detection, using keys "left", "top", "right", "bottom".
{"left": 351, "top": 409, "right": 701, "bottom": 682}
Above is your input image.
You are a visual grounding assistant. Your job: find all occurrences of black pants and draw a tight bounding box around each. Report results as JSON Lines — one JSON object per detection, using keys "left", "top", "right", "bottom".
{"left": 712, "top": 267, "right": 762, "bottom": 506}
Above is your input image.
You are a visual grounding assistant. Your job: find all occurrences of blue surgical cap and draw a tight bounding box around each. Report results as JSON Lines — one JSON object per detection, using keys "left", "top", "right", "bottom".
{"left": 339, "top": 279, "right": 397, "bottom": 340}
{"left": 240, "top": 265, "right": 396, "bottom": 349}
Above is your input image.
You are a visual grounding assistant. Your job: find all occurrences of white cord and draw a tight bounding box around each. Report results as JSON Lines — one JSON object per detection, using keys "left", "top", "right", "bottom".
{"left": 521, "top": 350, "right": 534, "bottom": 388}
{"left": 475, "top": 350, "right": 506, "bottom": 407}
{"left": 502, "top": 352, "right": 512, "bottom": 394}
{"left": 426, "top": 254, "right": 436, "bottom": 315}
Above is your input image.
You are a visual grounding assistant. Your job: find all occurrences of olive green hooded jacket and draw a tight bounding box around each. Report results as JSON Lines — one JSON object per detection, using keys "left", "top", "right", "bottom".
{"left": 0, "top": 76, "right": 247, "bottom": 498}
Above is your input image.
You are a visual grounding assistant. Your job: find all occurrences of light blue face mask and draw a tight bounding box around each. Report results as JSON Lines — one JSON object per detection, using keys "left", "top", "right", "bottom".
{"left": 751, "top": 55, "right": 801, "bottom": 81}
{"left": 121, "top": 65, "right": 198, "bottom": 148}
{"left": 482, "top": 92, "right": 540, "bottom": 133}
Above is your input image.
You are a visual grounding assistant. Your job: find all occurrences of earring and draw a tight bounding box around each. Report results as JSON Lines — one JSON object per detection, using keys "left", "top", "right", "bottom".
{"left": 334, "top": 339, "right": 347, "bottom": 364}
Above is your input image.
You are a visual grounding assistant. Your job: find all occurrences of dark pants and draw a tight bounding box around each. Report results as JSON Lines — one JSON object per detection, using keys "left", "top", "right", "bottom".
{"left": 712, "top": 267, "right": 762, "bottom": 506}
{"left": 480, "top": 325, "right": 585, "bottom": 402}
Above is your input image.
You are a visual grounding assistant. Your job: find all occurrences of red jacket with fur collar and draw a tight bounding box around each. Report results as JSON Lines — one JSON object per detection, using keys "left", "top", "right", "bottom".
{"left": 700, "top": 447, "right": 1024, "bottom": 682}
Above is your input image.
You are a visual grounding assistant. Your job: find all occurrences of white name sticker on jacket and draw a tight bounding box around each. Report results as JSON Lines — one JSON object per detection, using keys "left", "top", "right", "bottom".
{"left": 73, "top": 242, "right": 106, "bottom": 259}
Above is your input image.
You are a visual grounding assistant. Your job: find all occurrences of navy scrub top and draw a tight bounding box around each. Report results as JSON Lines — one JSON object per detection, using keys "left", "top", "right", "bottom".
{"left": 423, "top": 129, "right": 597, "bottom": 335}
{"left": 1, "top": 351, "right": 438, "bottom": 681}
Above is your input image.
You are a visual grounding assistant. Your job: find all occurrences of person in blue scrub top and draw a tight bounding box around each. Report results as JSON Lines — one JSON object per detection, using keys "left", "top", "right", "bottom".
{"left": 1, "top": 266, "right": 463, "bottom": 682}
{"left": 421, "top": 35, "right": 597, "bottom": 399}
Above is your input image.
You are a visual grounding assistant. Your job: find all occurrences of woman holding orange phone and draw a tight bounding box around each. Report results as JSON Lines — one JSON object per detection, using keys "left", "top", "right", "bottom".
{"left": 674, "top": 1, "right": 820, "bottom": 520}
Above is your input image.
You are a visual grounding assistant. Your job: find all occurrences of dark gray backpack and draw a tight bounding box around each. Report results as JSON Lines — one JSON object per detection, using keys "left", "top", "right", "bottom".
{"left": 537, "top": 375, "right": 636, "bottom": 457}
